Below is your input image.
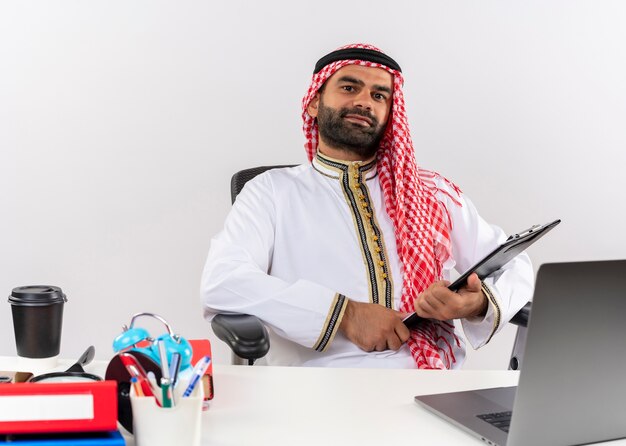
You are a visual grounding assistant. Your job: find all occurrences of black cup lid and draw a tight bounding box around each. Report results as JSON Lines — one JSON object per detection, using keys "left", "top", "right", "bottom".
{"left": 8, "top": 285, "right": 67, "bottom": 306}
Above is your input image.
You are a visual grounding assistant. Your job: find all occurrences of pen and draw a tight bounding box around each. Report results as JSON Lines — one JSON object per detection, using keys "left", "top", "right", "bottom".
{"left": 127, "top": 365, "right": 161, "bottom": 405}
{"left": 161, "top": 377, "right": 173, "bottom": 408}
{"left": 157, "top": 340, "right": 170, "bottom": 380}
{"left": 130, "top": 376, "right": 143, "bottom": 397}
{"left": 183, "top": 356, "right": 211, "bottom": 398}
{"left": 147, "top": 371, "right": 159, "bottom": 390}
{"left": 169, "top": 352, "right": 182, "bottom": 389}
{"left": 119, "top": 352, "right": 162, "bottom": 406}
{"left": 157, "top": 340, "right": 173, "bottom": 408}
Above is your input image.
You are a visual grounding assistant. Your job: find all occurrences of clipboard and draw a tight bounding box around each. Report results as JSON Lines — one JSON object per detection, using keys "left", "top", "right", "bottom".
{"left": 402, "top": 219, "right": 561, "bottom": 329}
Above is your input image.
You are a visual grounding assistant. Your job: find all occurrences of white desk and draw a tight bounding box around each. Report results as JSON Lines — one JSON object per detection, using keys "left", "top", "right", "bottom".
{"left": 2, "top": 357, "right": 626, "bottom": 445}
{"left": 203, "top": 365, "right": 519, "bottom": 446}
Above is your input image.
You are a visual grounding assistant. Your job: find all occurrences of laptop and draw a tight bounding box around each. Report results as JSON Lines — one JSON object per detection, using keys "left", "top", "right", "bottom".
{"left": 415, "top": 260, "right": 626, "bottom": 446}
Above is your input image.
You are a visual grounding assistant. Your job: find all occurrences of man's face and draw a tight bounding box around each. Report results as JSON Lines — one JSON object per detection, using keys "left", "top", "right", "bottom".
{"left": 308, "top": 65, "right": 393, "bottom": 159}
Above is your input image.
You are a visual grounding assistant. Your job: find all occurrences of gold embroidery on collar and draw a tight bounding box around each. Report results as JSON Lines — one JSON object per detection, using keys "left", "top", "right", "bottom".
{"left": 314, "top": 152, "right": 378, "bottom": 181}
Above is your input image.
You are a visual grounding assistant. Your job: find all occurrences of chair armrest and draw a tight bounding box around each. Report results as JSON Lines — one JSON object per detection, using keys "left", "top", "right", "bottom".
{"left": 509, "top": 302, "right": 531, "bottom": 327}
{"left": 211, "top": 314, "right": 270, "bottom": 361}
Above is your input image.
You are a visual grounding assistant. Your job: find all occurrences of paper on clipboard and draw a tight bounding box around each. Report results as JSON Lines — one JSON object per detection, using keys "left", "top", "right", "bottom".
{"left": 402, "top": 219, "right": 561, "bottom": 329}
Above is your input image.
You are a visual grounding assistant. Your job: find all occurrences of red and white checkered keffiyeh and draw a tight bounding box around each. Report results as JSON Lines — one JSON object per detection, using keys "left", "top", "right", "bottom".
{"left": 302, "top": 43, "right": 464, "bottom": 369}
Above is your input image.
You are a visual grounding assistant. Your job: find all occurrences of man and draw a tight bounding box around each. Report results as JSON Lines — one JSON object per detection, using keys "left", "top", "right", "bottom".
{"left": 201, "top": 44, "right": 533, "bottom": 369}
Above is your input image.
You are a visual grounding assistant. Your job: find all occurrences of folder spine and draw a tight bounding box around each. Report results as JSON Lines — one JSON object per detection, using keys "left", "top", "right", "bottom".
{"left": 0, "top": 381, "right": 117, "bottom": 435}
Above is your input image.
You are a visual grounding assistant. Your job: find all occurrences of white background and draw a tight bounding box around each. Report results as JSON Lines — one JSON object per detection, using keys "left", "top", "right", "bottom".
{"left": 1, "top": 0, "right": 625, "bottom": 369}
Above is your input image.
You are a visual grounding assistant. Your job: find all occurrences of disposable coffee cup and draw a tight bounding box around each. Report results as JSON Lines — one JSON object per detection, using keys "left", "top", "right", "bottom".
{"left": 8, "top": 285, "right": 67, "bottom": 368}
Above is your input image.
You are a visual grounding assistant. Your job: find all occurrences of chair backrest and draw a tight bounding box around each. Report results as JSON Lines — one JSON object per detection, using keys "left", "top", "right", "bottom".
{"left": 230, "top": 165, "right": 298, "bottom": 203}
{"left": 213, "top": 165, "right": 297, "bottom": 365}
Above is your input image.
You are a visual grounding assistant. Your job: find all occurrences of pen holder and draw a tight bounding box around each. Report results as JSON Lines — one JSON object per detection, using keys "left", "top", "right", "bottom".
{"left": 130, "top": 382, "right": 203, "bottom": 446}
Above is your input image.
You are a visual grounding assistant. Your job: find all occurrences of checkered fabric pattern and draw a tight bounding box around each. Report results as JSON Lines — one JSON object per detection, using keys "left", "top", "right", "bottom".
{"left": 302, "top": 43, "right": 463, "bottom": 369}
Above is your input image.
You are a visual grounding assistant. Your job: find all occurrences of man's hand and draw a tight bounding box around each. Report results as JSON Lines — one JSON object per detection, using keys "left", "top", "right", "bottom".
{"left": 414, "top": 273, "right": 488, "bottom": 321}
{"left": 339, "top": 300, "right": 410, "bottom": 352}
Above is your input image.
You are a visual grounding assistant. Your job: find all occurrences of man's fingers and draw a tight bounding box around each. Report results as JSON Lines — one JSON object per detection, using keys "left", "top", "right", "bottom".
{"left": 395, "top": 322, "right": 411, "bottom": 343}
{"left": 429, "top": 287, "right": 452, "bottom": 306}
{"left": 415, "top": 294, "right": 439, "bottom": 318}
{"left": 413, "top": 277, "right": 487, "bottom": 322}
{"left": 464, "top": 273, "right": 482, "bottom": 292}
{"left": 387, "top": 336, "right": 402, "bottom": 351}
{"left": 342, "top": 302, "right": 416, "bottom": 352}
{"left": 429, "top": 279, "right": 451, "bottom": 290}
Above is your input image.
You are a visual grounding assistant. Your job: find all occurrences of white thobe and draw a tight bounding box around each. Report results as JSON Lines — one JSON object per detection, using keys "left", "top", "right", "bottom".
{"left": 201, "top": 153, "right": 534, "bottom": 368}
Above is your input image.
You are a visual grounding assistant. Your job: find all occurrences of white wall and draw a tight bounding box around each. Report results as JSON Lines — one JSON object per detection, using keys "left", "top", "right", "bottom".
{"left": 1, "top": 0, "right": 625, "bottom": 369}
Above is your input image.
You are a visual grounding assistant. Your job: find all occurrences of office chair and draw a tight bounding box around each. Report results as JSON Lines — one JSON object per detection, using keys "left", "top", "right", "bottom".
{"left": 211, "top": 165, "right": 296, "bottom": 365}
{"left": 210, "top": 165, "right": 532, "bottom": 369}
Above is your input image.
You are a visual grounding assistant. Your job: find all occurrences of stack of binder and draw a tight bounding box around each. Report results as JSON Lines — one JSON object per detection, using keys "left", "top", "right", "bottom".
{"left": 0, "top": 381, "right": 124, "bottom": 445}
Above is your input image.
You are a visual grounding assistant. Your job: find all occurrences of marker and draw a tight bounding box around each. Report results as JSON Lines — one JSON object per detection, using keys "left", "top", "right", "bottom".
{"left": 169, "top": 352, "right": 182, "bottom": 388}
{"left": 157, "top": 340, "right": 172, "bottom": 408}
{"left": 161, "top": 377, "right": 173, "bottom": 408}
{"left": 183, "top": 356, "right": 211, "bottom": 398}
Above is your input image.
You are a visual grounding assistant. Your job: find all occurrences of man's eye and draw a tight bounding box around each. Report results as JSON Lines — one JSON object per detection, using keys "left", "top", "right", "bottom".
{"left": 342, "top": 86, "right": 354, "bottom": 92}
{"left": 373, "top": 93, "right": 386, "bottom": 101}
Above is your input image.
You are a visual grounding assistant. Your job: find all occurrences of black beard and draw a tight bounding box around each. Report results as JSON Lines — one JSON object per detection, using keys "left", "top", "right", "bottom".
{"left": 316, "top": 100, "right": 385, "bottom": 159}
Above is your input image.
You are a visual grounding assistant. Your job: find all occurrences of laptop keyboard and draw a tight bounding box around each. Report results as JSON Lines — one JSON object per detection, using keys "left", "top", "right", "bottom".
{"left": 477, "top": 411, "right": 513, "bottom": 433}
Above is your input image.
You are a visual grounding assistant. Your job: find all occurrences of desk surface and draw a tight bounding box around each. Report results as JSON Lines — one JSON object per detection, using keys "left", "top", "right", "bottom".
{"left": 206, "top": 365, "right": 520, "bottom": 446}
{"left": 2, "top": 357, "right": 625, "bottom": 445}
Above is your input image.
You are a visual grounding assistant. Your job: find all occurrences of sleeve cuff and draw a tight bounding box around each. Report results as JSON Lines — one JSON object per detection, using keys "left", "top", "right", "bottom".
{"left": 480, "top": 281, "right": 502, "bottom": 344}
{"left": 461, "top": 281, "right": 502, "bottom": 348}
{"left": 312, "top": 293, "right": 349, "bottom": 352}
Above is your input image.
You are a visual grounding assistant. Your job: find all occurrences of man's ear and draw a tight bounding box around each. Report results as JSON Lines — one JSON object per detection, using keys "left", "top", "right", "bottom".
{"left": 307, "top": 93, "right": 320, "bottom": 118}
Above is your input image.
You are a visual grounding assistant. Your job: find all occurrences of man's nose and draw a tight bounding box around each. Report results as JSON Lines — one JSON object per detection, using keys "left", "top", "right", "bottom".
{"left": 352, "top": 90, "right": 373, "bottom": 110}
